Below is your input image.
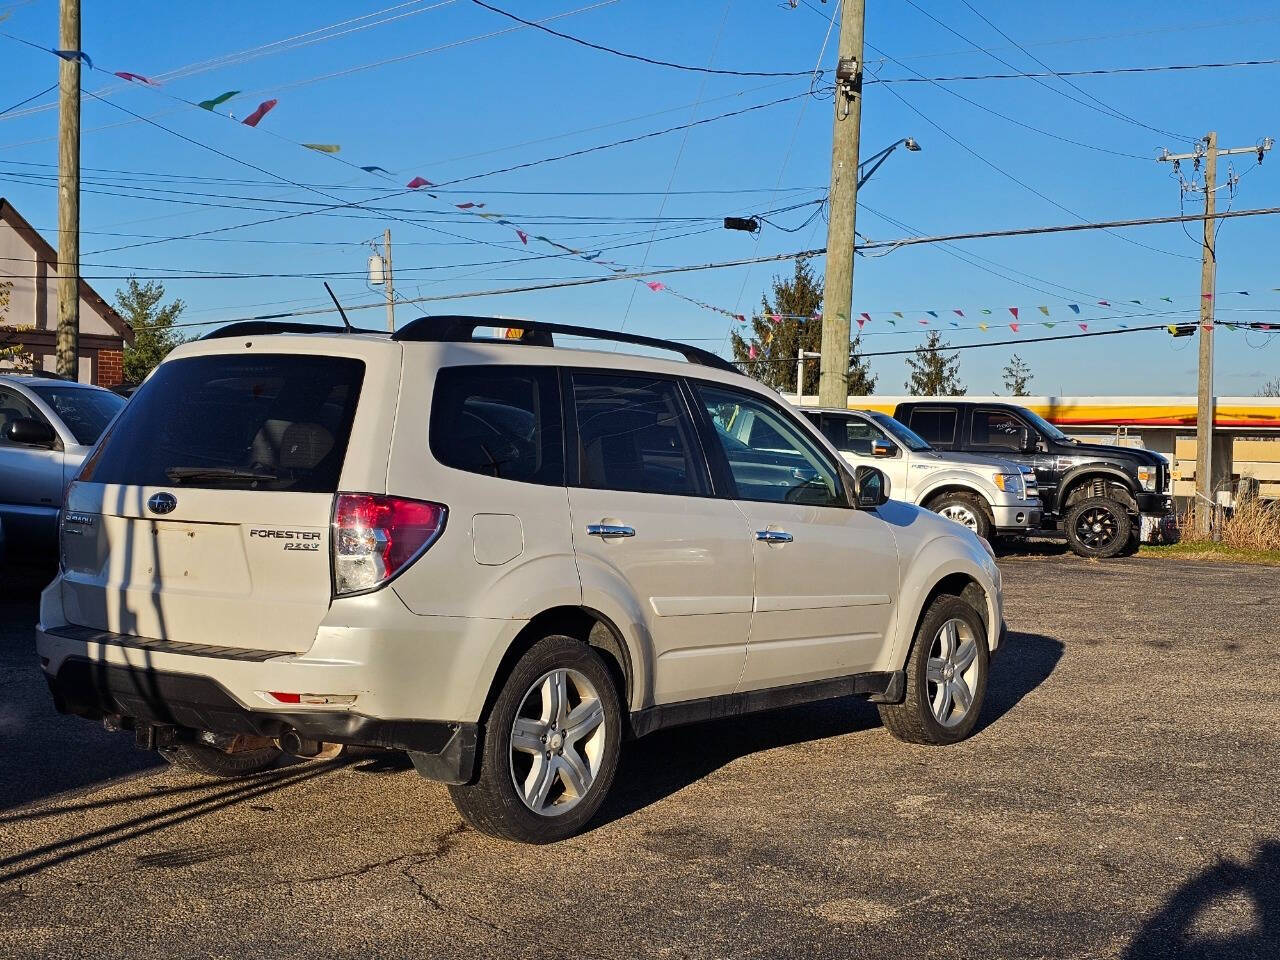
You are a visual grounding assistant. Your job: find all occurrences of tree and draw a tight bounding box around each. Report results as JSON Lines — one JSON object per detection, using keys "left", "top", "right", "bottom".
{"left": 116, "top": 277, "right": 186, "bottom": 383}
{"left": 1002, "top": 354, "right": 1033, "bottom": 396}
{"left": 904, "top": 330, "right": 966, "bottom": 396}
{"left": 0, "top": 279, "right": 35, "bottom": 373}
{"left": 1257, "top": 378, "right": 1280, "bottom": 398}
{"left": 730, "top": 258, "right": 876, "bottom": 397}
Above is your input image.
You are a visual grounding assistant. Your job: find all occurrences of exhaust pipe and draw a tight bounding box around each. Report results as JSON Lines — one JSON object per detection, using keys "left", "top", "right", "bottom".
{"left": 276, "top": 730, "right": 344, "bottom": 760}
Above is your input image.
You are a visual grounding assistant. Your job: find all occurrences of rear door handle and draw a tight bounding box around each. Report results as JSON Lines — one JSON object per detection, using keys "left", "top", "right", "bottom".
{"left": 756, "top": 529, "right": 794, "bottom": 543}
{"left": 587, "top": 523, "right": 635, "bottom": 538}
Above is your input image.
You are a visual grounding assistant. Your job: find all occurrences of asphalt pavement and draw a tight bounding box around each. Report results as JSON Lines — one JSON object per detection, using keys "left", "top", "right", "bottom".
{"left": 0, "top": 552, "right": 1276, "bottom": 959}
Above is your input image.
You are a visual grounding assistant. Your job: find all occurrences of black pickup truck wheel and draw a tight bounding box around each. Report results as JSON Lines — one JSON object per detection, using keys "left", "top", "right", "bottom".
{"left": 1063, "top": 496, "right": 1132, "bottom": 559}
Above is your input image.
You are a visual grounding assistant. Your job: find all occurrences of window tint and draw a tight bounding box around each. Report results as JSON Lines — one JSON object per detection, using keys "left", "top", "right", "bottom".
{"left": 697, "top": 383, "right": 843, "bottom": 507}
{"left": 0, "top": 387, "right": 49, "bottom": 446}
{"left": 80, "top": 354, "right": 363, "bottom": 492}
{"left": 27, "top": 384, "right": 125, "bottom": 445}
{"left": 572, "top": 372, "right": 707, "bottom": 496}
{"left": 907, "top": 408, "right": 957, "bottom": 447}
{"left": 820, "top": 414, "right": 891, "bottom": 455}
{"left": 430, "top": 365, "right": 563, "bottom": 485}
{"left": 971, "top": 409, "right": 1027, "bottom": 451}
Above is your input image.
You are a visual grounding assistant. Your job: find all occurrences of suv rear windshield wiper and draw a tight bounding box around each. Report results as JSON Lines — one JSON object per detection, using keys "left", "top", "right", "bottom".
{"left": 165, "top": 466, "right": 286, "bottom": 486}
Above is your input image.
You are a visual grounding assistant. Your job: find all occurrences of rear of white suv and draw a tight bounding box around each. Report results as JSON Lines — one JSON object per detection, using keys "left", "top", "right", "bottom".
{"left": 39, "top": 319, "right": 1006, "bottom": 843}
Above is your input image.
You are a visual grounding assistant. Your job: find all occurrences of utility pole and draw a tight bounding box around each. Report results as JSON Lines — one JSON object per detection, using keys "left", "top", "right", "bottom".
{"left": 55, "top": 0, "right": 81, "bottom": 379}
{"left": 818, "top": 0, "right": 865, "bottom": 408}
{"left": 383, "top": 228, "right": 395, "bottom": 332}
{"left": 1158, "top": 133, "right": 1271, "bottom": 535}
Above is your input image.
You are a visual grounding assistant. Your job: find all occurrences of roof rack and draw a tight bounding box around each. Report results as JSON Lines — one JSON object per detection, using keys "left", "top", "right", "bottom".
{"left": 391, "top": 315, "right": 739, "bottom": 374}
{"left": 200, "top": 321, "right": 381, "bottom": 341}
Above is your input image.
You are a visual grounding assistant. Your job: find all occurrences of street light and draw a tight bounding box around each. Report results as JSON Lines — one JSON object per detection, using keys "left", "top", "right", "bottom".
{"left": 858, "top": 136, "right": 922, "bottom": 189}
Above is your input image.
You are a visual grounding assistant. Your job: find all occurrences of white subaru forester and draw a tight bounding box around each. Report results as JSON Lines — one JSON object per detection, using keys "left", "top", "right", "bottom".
{"left": 38, "top": 317, "right": 1005, "bottom": 843}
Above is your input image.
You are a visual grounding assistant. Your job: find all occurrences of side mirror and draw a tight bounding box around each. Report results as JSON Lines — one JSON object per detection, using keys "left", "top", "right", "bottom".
{"left": 870, "top": 440, "right": 896, "bottom": 459}
{"left": 1021, "top": 430, "right": 1039, "bottom": 454}
{"left": 4, "top": 417, "right": 57, "bottom": 447}
{"left": 853, "top": 465, "right": 891, "bottom": 509}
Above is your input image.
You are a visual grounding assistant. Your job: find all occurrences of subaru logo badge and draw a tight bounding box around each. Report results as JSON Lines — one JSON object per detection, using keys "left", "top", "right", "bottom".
{"left": 147, "top": 492, "right": 178, "bottom": 515}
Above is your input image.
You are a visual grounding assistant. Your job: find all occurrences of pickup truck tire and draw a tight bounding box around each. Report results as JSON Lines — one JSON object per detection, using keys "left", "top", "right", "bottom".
{"left": 929, "top": 492, "right": 993, "bottom": 540}
{"left": 160, "top": 740, "right": 282, "bottom": 778}
{"left": 449, "top": 635, "right": 622, "bottom": 843}
{"left": 878, "top": 594, "right": 989, "bottom": 746}
{"left": 1063, "top": 496, "right": 1132, "bottom": 559}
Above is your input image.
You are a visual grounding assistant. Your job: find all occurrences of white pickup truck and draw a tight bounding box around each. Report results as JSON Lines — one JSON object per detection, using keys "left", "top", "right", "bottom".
{"left": 799, "top": 407, "right": 1042, "bottom": 540}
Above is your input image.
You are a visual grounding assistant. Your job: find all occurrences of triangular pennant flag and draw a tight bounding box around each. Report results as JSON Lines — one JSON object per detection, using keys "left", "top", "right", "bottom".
{"left": 496, "top": 219, "right": 513, "bottom": 226}
{"left": 582, "top": 252, "right": 601, "bottom": 261}
{"left": 859, "top": 312, "right": 871, "bottom": 324}
{"left": 978, "top": 322, "right": 989, "bottom": 331}
{"left": 950, "top": 320, "right": 959, "bottom": 327}
{"left": 1010, "top": 323, "right": 1020, "bottom": 332}
{"left": 53, "top": 49, "right": 93, "bottom": 68}
{"left": 1098, "top": 300, "right": 1111, "bottom": 306}
{"left": 981, "top": 309, "right": 992, "bottom": 315}
{"left": 454, "top": 202, "right": 484, "bottom": 210}
{"left": 406, "top": 176, "right": 434, "bottom": 189}
{"left": 736, "top": 314, "right": 747, "bottom": 324}
{"left": 1043, "top": 322, "right": 1056, "bottom": 328}
{"left": 762, "top": 329, "right": 773, "bottom": 345}
{"left": 748, "top": 344, "right": 758, "bottom": 360}
{"left": 918, "top": 318, "right": 929, "bottom": 325}
{"left": 198, "top": 90, "right": 239, "bottom": 111}
{"left": 516, "top": 230, "right": 528, "bottom": 245}
{"left": 1129, "top": 299, "right": 1142, "bottom": 305}
{"left": 953, "top": 309, "right": 965, "bottom": 317}
{"left": 1008, "top": 307, "right": 1019, "bottom": 319}
{"left": 1202, "top": 323, "right": 1213, "bottom": 331}
{"left": 1237, "top": 290, "right": 1250, "bottom": 295}
{"left": 1079, "top": 323, "right": 1088, "bottom": 332}
{"left": 646, "top": 281, "right": 665, "bottom": 292}
{"left": 926, "top": 310, "right": 938, "bottom": 318}
{"left": 114, "top": 71, "right": 158, "bottom": 87}
{"left": 887, "top": 318, "right": 897, "bottom": 326}
{"left": 1068, "top": 304, "right": 1080, "bottom": 314}
{"left": 1038, "top": 305, "right": 1050, "bottom": 316}
{"left": 360, "top": 165, "right": 391, "bottom": 174}
{"left": 857, "top": 316, "right": 866, "bottom": 329}
{"left": 302, "top": 144, "right": 340, "bottom": 153}
{"left": 893, "top": 311, "right": 904, "bottom": 319}
{"left": 242, "top": 99, "right": 278, "bottom": 127}
{"left": 1160, "top": 296, "right": 1173, "bottom": 303}
{"left": 1117, "top": 323, "right": 1128, "bottom": 329}
{"left": 477, "top": 212, "right": 498, "bottom": 220}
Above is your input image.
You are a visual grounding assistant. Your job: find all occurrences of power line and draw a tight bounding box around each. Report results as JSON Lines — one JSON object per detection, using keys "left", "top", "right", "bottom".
{"left": 466, "top": 0, "right": 812, "bottom": 77}
{"left": 865, "top": 57, "right": 1280, "bottom": 85}
{"left": 0, "top": 82, "right": 55, "bottom": 119}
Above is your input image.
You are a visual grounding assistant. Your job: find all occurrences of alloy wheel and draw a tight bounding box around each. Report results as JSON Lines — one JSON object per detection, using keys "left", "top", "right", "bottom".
{"left": 509, "top": 668, "right": 607, "bottom": 816}
{"left": 926, "top": 618, "right": 981, "bottom": 728}
{"left": 1075, "top": 505, "right": 1119, "bottom": 549}
{"left": 939, "top": 504, "right": 979, "bottom": 531}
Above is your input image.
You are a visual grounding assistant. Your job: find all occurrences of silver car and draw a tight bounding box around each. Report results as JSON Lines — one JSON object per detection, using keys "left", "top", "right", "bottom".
{"left": 0, "top": 373, "right": 126, "bottom": 549}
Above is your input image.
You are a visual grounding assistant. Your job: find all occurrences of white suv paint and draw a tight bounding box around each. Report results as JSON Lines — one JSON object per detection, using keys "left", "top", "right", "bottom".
{"left": 37, "top": 318, "right": 1006, "bottom": 843}
{"left": 799, "top": 407, "right": 1042, "bottom": 540}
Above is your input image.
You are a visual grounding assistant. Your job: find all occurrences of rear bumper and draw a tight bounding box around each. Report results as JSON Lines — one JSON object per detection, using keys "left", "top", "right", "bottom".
{"left": 44, "top": 656, "right": 479, "bottom": 784}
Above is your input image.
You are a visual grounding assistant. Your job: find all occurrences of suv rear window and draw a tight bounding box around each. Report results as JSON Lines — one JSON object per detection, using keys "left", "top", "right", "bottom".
{"left": 906, "top": 408, "right": 957, "bottom": 447}
{"left": 429, "top": 365, "right": 564, "bottom": 485}
{"left": 80, "top": 354, "right": 364, "bottom": 491}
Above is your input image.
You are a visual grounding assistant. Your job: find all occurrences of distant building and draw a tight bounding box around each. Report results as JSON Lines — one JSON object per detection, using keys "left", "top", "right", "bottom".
{"left": 0, "top": 198, "right": 133, "bottom": 386}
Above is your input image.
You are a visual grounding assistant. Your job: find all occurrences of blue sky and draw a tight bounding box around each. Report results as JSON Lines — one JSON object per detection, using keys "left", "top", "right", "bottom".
{"left": 1, "top": 0, "right": 1277, "bottom": 395}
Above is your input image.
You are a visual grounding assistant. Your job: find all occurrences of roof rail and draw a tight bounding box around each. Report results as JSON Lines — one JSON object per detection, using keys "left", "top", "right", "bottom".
{"left": 1, "top": 369, "right": 73, "bottom": 381}
{"left": 391, "top": 315, "right": 739, "bottom": 374}
{"left": 200, "top": 320, "right": 381, "bottom": 341}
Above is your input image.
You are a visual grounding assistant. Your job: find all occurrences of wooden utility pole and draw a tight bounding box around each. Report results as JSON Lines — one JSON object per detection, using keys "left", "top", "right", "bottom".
{"left": 818, "top": 0, "right": 865, "bottom": 408}
{"left": 383, "top": 228, "right": 395, "bottom": 332}
{"left": 55, "top": 0, "right": 81, "bottom": 379}
{"left": 1159, "top": 133, "right": 1271, "bottom": 535}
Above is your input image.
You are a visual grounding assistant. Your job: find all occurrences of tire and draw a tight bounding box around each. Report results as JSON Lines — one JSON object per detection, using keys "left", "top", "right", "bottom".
{"left": 448, "top": 635, "right": 622, "bottom": 843}
{"left": 1063, "top": 496, "right": 1133, "bottom": 559}
{"left": 879, "top": 594, "right": 989, "bottom": 746}
{"left": 929, "top": 492, "right": 993, "bottom": 540}
{"left": 160, "top": 739, "right": 282, "bottom": 778}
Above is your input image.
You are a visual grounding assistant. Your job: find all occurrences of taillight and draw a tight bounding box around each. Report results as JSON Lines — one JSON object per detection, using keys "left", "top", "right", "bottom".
{"left": 331, "top": 493, "right": 447, "bottom": 597}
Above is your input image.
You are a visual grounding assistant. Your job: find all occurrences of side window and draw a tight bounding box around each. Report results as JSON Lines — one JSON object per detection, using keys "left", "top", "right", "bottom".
{"left": 0, "top": 387, "right": 48, "bottom": 446}
{"left": 907, "top": 408, "right": 957, "bottom": 448}
{"left": 696, "top": 383, "right": 844, "bottom": 507}
{"left": 571, "top": 372, "right": 708, "bottom": 497}
{"left": 821, "top": 414, "right": 889, "bottom": 455}
{"left": 971, "top": 409, "right": 1028, "bottom": 452}
{"left": 430, "top": 365, "right": 564, "bottom": 485}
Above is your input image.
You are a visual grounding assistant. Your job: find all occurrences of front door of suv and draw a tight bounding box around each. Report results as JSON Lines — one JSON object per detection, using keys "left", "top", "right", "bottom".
{"left": 693, "top": 383, "right": 899, "bottom": 690}
{"left": 566, "top": 371, "right": 753, "bottom": 705}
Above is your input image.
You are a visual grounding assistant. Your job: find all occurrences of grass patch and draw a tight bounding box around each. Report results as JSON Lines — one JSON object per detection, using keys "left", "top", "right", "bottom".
{"left": 1140, "top": 541, "right": 1280, "bottom": 566}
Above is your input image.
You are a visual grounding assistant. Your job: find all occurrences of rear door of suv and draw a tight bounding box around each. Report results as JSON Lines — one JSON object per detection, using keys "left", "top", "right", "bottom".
{"left": 565, "top": 370, "right": 753, "bottom": 705}
{"left": 60, "top": 341, "right": 398, "bottom": 654}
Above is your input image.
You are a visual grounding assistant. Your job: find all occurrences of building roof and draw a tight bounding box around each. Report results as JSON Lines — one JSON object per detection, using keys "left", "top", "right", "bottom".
{"left": 0, "top": 198, "right": 134, "bottom": 345}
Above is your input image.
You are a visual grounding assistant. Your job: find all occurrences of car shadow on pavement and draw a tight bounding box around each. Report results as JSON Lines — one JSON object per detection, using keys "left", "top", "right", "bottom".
{"left": 595, "top": 630, "right": 1063, "bottom": 830}
{"left": 1124, "top": 841, "right": 1279, "bottom": 959}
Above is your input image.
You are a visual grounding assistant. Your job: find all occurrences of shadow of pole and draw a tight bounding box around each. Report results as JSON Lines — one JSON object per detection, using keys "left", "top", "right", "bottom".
{"left": 1125, "top": 841, "right": 1280, "bottom": 959}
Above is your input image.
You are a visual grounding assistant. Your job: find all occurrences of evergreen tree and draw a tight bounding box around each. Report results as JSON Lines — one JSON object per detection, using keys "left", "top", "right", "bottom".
{"left": 1257, "top": 378, "right": 1280, "bottom": 398}
{"left": 115, "top": 277, "right": 186, "bottom": 383}
{"left": 730, "top": 258, "right": 875, "bottom": 396}
{"left": 904, "top": 330, "right": 966, "bottom": 396}
{"left": 1001, "top": 354, "right": 1033, "bottom": 396}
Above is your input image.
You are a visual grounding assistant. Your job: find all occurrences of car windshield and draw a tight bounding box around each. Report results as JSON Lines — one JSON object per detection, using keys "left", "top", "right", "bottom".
{"left": 868, "top": 411, "right": 932, "bottom": 452}
{"left": 27, "top": 384, "right": 126, "bottom": 445}
{"left": 1019, "top": 407, "right": 1073, "bottom": 443}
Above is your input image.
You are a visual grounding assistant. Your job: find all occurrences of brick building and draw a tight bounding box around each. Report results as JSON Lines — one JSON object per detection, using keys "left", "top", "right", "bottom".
{"left": 0, "top": 198, "right": 134, "bottom": 386}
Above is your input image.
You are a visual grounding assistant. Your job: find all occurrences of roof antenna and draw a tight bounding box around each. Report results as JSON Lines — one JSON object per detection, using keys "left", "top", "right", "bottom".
{"left": 324, "top": 282, "right": 354, "bottom": 333}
